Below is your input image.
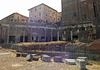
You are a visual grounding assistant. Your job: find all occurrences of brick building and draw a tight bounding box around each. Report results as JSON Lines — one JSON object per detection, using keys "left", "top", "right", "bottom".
{"left": 0, "top": 13, "right": 29, "bottom": 43}
{"left": 0, "top": 12, "right": 61, "bottom": 43}
{"left": 28, "top": 3, "right": 62, "bottom": 42}
{"left": 0, "top": 3, "right": 62, "bottom": 43}
{"left": 0, "top": 13, "right": 28, "bottom": 23}
{"left": 61, "top": 0, "right": 100, "bottom": 41}
{"left": 28, "top": 3, "right": 62, "bottom": 24}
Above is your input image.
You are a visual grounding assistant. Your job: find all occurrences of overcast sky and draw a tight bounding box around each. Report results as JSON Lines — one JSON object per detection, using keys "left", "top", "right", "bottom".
{"left": 0, "top": 0, "right": 61, "bottom": 20}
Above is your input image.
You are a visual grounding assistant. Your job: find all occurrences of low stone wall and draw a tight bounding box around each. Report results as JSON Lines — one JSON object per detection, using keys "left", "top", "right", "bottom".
{"left": 2, "top": 43, "right": 12, "bottom": 49}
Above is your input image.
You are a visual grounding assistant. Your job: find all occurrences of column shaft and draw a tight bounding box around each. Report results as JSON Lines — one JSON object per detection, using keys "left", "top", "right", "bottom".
{"left": 51, "top": 29, "right": 53, "bottom": 41}
{"left": 7, "top": 27, "right": 9, "bottom": 43}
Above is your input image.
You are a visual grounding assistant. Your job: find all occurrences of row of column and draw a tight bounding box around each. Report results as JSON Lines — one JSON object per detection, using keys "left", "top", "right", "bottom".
{"left": 2, "top": 27, "right": 26, "bottom": 43}
{"left": 2, "top": 26, "right": 60, "bottom": 43}
{"left": 69, "top": 27, "right": 90, "bottom": 41}
{"left": 15, "top": 28, "right": 26, "bottom": 43}
{"left": 30, "top": 27, "right": 60, "bottom": 42}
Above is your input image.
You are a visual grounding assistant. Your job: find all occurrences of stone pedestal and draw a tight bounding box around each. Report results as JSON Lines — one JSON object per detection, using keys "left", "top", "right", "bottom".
{"left": 54, "top": 56, "right": 62, "bottom": 62}
{"left": 77, "top": 57, "right": 88, "bottom": 64}
{"left": 42, "top": 55, "right": 51, "bottom": 62}
{"left": 75, "top": 59, "right": 86, "bottom": 70}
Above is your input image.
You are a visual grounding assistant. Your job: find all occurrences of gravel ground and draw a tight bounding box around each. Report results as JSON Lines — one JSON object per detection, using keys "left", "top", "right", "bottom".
{"left": 0, "top": 50, "right": 100, "bottom": 70}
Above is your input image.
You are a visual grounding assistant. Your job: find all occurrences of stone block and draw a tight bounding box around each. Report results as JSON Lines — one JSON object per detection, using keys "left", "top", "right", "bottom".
{"left": 65, "top": 59, "right": 75, "bottom": 65}
{"left": 41, "top": 54, "right": 48, "bottom": 60}
{"left": 75, "top": 59, "right": 86, "bottom": 70}
{"left": 54, "top": 56, "right": 62, "bottom": 62}
{"left": 77, "top": 57, "right": 88, "bottom": 64}
{"left": 33, "top": 56, "right": 39, "bottom": 61}
{"left": 42, "top": 55, "right": 51, "bottom": 62}
{"left": 26, "top": 54, "right": 33, "bottom": 61}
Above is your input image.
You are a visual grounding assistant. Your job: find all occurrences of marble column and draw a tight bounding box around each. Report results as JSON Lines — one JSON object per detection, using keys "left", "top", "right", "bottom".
{"left": 23, "top": 28, "right": 25, "bottom": 42}
{"left": 51, "top": 29, "right": 53, "bottom": 41}
{"left": 15, "top": 28, "right": 17, "bottom": 43}
{"left": 71, "top": 30, "right": 73, "bottom": 40}
{"left": 38, "top": 28, "right": 40, "bottom": 42}
{"left": 7, "top": 27, "right": 9, "bottom": 43}
{"left": 45, "top": 28, "right": 47, "bottom": 42}
{"left": 31, "top": 27, "right": 32, "bottom": 42}
{"left": 57, "top": 28, "right": 60, "bottom": 41}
